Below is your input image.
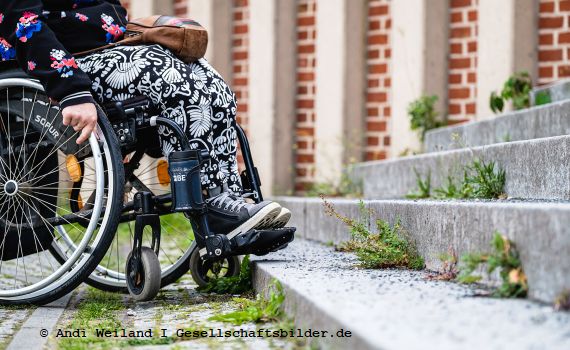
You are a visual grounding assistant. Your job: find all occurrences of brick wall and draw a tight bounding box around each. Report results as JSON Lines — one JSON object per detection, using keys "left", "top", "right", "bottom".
{"left": 447, "top": 0, "right": 478, "bottom": 124}
{"left": 365, "top": 0, "right": 391, "bottom": 161}
{"left": 232, "top": 0, "right": 250, "bottom": 131}
{"left": 538, "top": 0, "right": 570, "bottom": 84}
{"left": 173, "top": 0, "right": 188, "bottom": 16}
{"left": 295, "top": 0, "right": 318, "bottom": 192}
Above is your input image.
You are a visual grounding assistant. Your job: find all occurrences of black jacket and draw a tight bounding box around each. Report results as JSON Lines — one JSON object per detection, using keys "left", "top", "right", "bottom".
{"left": 0, "top": 0, "right": 128, "bottom": 108}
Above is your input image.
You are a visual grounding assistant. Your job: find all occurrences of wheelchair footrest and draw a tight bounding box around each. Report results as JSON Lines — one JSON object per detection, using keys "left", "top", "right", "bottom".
{"left": 200, "top": 227, "right": 296, "bottom": 260}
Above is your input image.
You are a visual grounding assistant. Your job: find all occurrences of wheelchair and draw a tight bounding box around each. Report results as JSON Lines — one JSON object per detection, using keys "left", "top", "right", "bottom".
{"left": 0, "top": 60, "right": 295, "bottom": 304}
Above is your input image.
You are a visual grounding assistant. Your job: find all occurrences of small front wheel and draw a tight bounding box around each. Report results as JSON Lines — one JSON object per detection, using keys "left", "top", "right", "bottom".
{"left": 126, "top": 247, "right": 161, "bottom": 301}
{"left": 189, "top": 249, "right": 241, "bottom": 287}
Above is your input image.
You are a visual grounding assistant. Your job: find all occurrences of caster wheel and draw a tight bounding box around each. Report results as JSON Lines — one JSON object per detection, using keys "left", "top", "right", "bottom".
{"left": 189, "top": 248, "right": 241, "bottom": 287}
{"left": 126, "top": 247, "right": 161, "bottom": 301}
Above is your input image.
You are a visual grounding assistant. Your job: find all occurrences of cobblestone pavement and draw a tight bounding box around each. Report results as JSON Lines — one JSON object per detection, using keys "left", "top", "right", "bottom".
{"left": 44, "top": 273, "right": 310, "bottom": 350}
{"left": 0, "top": 307, "right": 32, "bottom": 349}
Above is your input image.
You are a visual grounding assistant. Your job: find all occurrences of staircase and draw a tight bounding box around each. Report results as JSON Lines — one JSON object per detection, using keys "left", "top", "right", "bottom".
{"left": 252, "top": 101, "right": 570, "bottom": 349}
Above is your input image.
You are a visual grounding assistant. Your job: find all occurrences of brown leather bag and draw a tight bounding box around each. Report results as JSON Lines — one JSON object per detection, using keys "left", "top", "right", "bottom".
{"left": 119, "top": 16, "right": 208, "bottom": 63}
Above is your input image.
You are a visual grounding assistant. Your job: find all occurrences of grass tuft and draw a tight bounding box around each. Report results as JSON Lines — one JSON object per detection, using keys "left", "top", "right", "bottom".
{"left": 209, "top": 280, "right": 285, "bottom": 325}
{"left": 406, "top": 169, "right": 431, "bottom": 199}
{"left": 457, "top": 232, "right": 527, "bottom": 298}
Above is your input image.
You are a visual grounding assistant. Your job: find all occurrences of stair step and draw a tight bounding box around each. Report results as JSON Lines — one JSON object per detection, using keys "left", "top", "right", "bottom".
{"left": 252, "top": 239, "right": 570, "bottom": 350}
{"left": 273, "top": 196, "right": 570, "bottom": 303}
{"left": 350, "top": 135, "right": 570, "bottom": 200}
{"left": 425, "top": 100, "right": 570, "bottom": 153}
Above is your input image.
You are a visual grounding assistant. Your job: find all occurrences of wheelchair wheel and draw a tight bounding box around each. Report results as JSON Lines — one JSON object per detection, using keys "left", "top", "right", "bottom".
{"left": 189, "top": 248, "right": 241, "bottom": 287}
{"left": 125, "top": 247, "right": 161, "bottom": 301}
{"left": 0, "top": 79, "right": 124, "bottom": 305}
{"left": 85, "top": 153, "right": 196, "bottom": 292}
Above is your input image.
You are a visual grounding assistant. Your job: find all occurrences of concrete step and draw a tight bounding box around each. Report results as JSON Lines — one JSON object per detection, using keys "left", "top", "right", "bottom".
{"left": 273, "top": 196, "right": 570, "bottom": 303}
{"left": 424, "top": 100, "right": 570, "bottom": 153}
{"left": 350, "top": 135, "right": 570, "bottom": 200}
{"left": 252, "top": 239, "right": 570, "bottom": 350}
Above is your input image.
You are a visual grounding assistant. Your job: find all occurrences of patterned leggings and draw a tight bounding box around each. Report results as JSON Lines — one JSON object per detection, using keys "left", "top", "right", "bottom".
{"left": 76, "top": 44, "right": 242, "bottom": 193}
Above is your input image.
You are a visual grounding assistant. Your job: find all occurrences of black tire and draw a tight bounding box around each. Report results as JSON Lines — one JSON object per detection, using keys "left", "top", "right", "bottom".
{"left": 125, "top": 247, "right": 161, "bottom": 301}
{"left": 189, "top": 249, "right": 241, "bottom": 287}
{"left": 0, "top": 81, "right": 124, "bottom": 305}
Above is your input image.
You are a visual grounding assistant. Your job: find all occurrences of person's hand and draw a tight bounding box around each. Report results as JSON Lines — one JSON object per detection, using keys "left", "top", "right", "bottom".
{"left": 62, "top": 103, "right": 98, "bottom": 144}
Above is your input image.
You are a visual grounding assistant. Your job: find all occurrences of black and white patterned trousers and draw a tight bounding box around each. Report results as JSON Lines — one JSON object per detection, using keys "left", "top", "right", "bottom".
{"left": 77, "top": 44, "right": 242, "bottom": 192}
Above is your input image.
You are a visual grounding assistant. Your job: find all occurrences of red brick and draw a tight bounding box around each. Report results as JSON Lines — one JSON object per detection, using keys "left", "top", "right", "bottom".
{"left": 233, "top": 24, "right": 248, "bottom": 34}
{"left": 297, "top": 16, "right": 315, "bottom": 27}
{"left": 447, "top": 118, "right": 469, "bottom": 126}
{"left": 297, "top": 99, "right": 314, "bottom": 109}
{"left": 467, "top": 41, "right": 477, "bottom": 53}
{"left": 296, "top": 128, "right": 314, "bottom": 137}
{"left": 449, "top": 88, "right": 470, "bottom": 99}
{"left": 296, "top": 168, "right": 307, "bottom": 177}
{"left": 297, "top": 86, "right": 308, "bottom": 95}
{"left": 233, "top": 78, "right": 248, "bottom": 86}
{"left": 234, "top": 11, "right": 243, "bottom": 21}
{"left": 235, "top": 0, "right": 248, "bottom": 7}
{"left": 386, "top": 18, "right": 391, "bottom": 29}
{"left": 383, "top": 136, "right": 391, "bottom": 146}
{"left": 451, "top": 0, "right": 471, "bottom": 8}
{"left": 367, "top": 107, "right": 378, "bottom": 117}
{"left": 559, "top": 32, "right": 570, "bottom": 44}
{"left": 370, "top": 64, "right": 387, "bottom": 74}
{"left": 450, "top": 43, "right": 463, "bottom": 54}
{"left": 539, "top": 17, "right": 564, "bottom": 29}
{"left": 298, "top": 44, "right": 315, "bottom": 54}
{"left": 540, "top": 1, "right": 555, "bottom": 12}
{"left": 368, "top": 49, "right": 380, "bottom": 59}
{"left": 385, "top": 48, "right": 391, "bottom": 59}
{"left": 367, "top": 121, "right": 386, "bottom": 132}
{"left": 450, "top": 27, "right": 471, "bottom": 38}
{"left": 467, "top": 10, "right": 477, "bottom": 22}
{"left": 298, "top": 31, "right": 308, "bottom": 40}
{"left": 540, "top": 33, "right": 554, "bottom": 45}
{"left": 383, "top": 106, "right": 391, "bottom": 116}
{"left": 539, "top": 66, "right": 553, "bottom": 78}
{"left": 367, "top": 137, "right": 379, "bottom": 146}
{"left": 539, "top": 49, "right": 563, "bottom": 61}
{"left": 296, "top": 154, "right": 314, "bottom": 163}
{"left": 297, "top": 72, "right": 314, "bottom": 82}
{"left": 449, "top": 73, "right": 462, "bottom": 84}
{"left": 368, "top": 34, "right": 389, "bottom": 45}
{"left": 368, "top": 79, "right": 380, "bottom": 88}
{"left": 449, "top": 58, "right": 471, "bottom": 69}
{"left": 449, "top": 104, "right": 461, "bottom": 115}
{"left": 369, "top": 5, "right": 389, "bottom": 16}
{"left": 384, "top": 78, "right": 391, "bottom": 88}
{"left": 366, "top": 151, "right": 386, "bottom": 161}
{"left": 450, "top": 12, "right": 463, "bottom": 23}
{"left": 560, "top": 0, "right": 570, "bottom": 11}
{"left": 233, "top": 65, "right": 242, "bottom": 74}
{"left": 367, "top": 92, "right": 387, "bottom": 103}
{"left": 465, "top": 103, "right": 476, "bottom": 115}
{"left": 467, "top": 72, "right": 477, "bottom": 83}
{"left": 369, "top": 20, "right": 381, "bottom": 31}
{"left": 232, "top": 51, "right": 248, "bottom": 60}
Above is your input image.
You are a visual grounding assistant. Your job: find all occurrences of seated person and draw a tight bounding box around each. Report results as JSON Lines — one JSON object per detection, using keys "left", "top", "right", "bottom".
{"left": 0, "top": 0, "right": 291, "bottom": 239}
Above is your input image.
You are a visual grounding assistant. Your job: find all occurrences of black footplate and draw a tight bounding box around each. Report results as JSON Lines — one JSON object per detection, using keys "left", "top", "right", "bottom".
{"left": 202, "top": 227, "right": 296, "bottom": 260}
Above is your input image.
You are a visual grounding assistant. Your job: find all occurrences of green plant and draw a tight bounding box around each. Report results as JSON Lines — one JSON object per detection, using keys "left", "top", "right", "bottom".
{"left": 408, "top": 95, "right": 444, "bottom": 141}
{"left": 433, "top": 176, "right": 461, "bottom": 199}
{"left": 406, "top": 169, "right": 431, "bottom": 199}
{"left": 196, "top": 255, "right": 252, "bottom": 295}
{"left": 461, "top": 160, "right": 506, "bottom": 199}
{"left": 534, "top": 90, "right": 552, "bottom": 106}
{"left": 490, "top": 71, "right": 532, "bottom": 113}
{"left": 209, "top": 280, "right": 285, "bottom": 325}
{"left": 457, "top": 232, "right": 527, "bottom": 298}
{"left": 305, "top": 171, "right": 363, "bottom": 198}
{"left": 322, "top": 197, "right": 424, "bottom": 270}
{"left": 554, "top": 290, "right": 570, "bottom": 311}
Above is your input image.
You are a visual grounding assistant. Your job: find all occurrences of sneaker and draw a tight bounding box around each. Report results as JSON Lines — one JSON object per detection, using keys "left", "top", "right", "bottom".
{"left": 267, "top": 207, "right": 291, "bottom": 228}
{"left": 205, "top": 191, "right": 281, "bottom": 239}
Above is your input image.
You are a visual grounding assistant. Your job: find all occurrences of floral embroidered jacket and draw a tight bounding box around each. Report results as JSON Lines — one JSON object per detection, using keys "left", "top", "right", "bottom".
{"left": 0, "top": 0, "right": 128, "bottom": 108}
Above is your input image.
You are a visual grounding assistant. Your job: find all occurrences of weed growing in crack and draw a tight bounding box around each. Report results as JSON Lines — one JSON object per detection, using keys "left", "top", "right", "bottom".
{"left": 554, "top": 290, "right": 570, "bottom": 311}
{"left": 409, "top": 159, "right": 506, "bottom": 200}
{"left": 197, "top": 255, "right": 252, "bottom": 295}
{"left": 426, "top": 248, "right": 459, "bottom": 281}
{"left": 406, "top": 169, "right": 431, "bottom": 199}
{"left": 457, "top": 232, "right": 527, "bottom": 298}
{"left": 209, "top": 280, "right": 285, "bottom": 325}
{"left": 322, "top": 196, "right": 424, "bottom": 270}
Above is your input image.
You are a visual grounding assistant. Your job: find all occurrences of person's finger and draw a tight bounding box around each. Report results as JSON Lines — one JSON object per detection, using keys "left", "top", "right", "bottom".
{"left": 76, "top": 123, "right": 94, "bottom": 144}
{"left": 62, "top": 112, "right": 72, "bottom": 126}
{"left": 73, "top": 121, "right": 86, "bottom": 132}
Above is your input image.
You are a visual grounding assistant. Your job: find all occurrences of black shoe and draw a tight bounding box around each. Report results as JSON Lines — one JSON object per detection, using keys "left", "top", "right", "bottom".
{"left": 205, "top": 192, "right": 281, "bottom": 239}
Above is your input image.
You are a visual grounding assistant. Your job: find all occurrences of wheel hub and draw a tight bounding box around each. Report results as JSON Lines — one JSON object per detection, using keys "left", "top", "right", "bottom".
{"left": 4, "top": 180, "right": 18, "bottom": 196}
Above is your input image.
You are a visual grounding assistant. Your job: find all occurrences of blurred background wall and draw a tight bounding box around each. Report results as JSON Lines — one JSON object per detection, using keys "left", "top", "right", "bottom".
{"left": 123, "top": 0, "right": 567, "bottom": 195}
